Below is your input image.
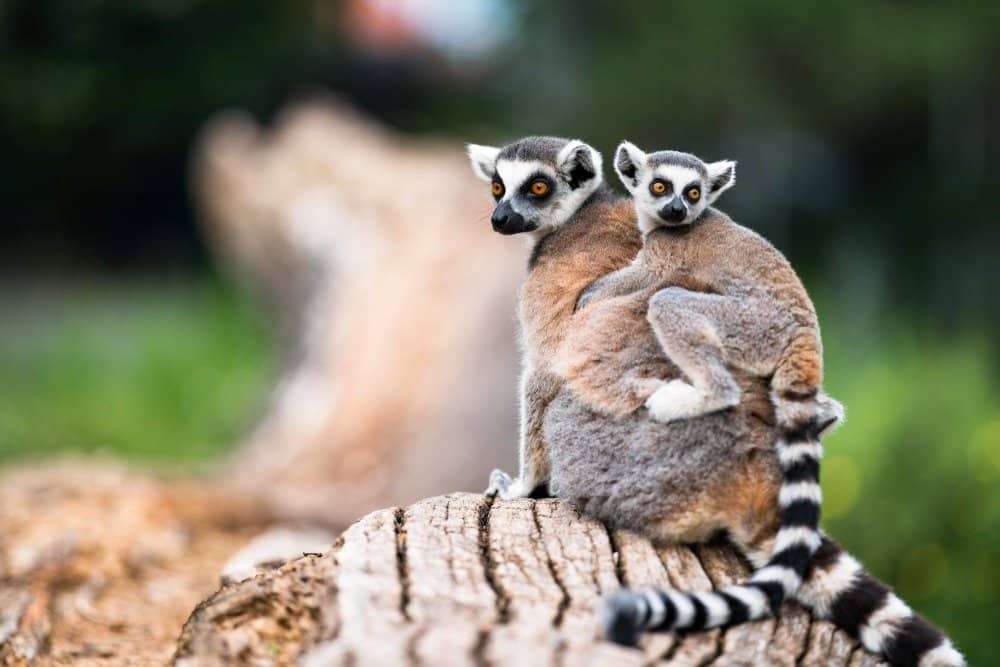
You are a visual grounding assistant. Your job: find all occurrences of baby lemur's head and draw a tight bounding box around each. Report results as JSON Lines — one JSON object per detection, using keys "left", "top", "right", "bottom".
{"left": 467, "top": 137, "right": 603, "bottom": 237}
{"left": 614, "top": 141, "right": 736, "bottom": 235}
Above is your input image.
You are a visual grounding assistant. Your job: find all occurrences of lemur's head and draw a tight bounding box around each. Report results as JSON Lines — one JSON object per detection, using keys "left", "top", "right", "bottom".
{"left": 467, "top": 136, "right": 603, "bottom": 237}
{"left": 614, "top": 141, "right": 736, "bottom": 235}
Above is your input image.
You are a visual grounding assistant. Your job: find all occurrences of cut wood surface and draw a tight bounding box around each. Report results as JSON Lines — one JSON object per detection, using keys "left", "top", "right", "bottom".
{"left": 175, "top": 493, "right": 887, "bottom": 667}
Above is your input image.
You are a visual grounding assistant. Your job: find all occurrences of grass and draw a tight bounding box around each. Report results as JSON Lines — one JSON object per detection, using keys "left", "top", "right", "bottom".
{"left": 0, "top": 276, "right": 274, "bottom": 467}
{"left": 818, "top": 308, "right": 999, "bottom": 663}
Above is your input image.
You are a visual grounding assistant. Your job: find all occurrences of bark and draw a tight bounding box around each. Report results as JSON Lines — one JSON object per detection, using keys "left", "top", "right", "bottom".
{"left": 174, "top": 493, "right": 887, "bottom": 667}
{"left": 0, "top": 464, "right": 263, "bottom": 666}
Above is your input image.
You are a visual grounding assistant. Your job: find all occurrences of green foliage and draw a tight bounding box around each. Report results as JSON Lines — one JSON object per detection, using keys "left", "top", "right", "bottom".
{"left": 0, "top": 278, "right": 274, "bottom": 466}
{"left": 818, "top": 306, "right": 999, "bottom": 662}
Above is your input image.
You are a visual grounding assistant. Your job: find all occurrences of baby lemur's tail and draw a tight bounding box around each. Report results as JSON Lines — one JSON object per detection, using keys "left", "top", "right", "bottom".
{"left": 601, "top": 403, "right": 964, "bottom": 666}
{"left": 600, "top": 415, "right": 830, "bottom": 640}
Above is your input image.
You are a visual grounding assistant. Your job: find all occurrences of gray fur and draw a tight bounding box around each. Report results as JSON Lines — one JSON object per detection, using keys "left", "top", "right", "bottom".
{"left": 497, "top": 136, "right": 572, "bottom": 163}
{"left": 646, "top": 150, "right": 709, "bottom": 177}
{"left": 543, "top": 383, "right": 777, "bottom": 533}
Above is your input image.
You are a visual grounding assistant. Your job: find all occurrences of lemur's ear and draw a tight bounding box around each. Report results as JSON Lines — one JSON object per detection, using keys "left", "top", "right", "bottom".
{"left": 705, "top": 160, "right": 736, "bottom": 203}
{"left": 556, "top": 140, "right": 603, "bottom": 190}
{"left": 614, "top": 141, "right": 647, "bottom": 189}
{"left": 467, "top": 144, "right": 500, "bottom": 182}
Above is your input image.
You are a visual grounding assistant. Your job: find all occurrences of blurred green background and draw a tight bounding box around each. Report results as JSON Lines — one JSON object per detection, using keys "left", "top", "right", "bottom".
{"left": 1, "top": 1, "right": 997, "bottom": 661}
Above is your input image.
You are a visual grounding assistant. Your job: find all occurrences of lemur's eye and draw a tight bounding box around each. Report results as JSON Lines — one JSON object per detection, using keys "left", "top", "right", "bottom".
{"left": 530, "top": 180, "right": 550, "bottom": 197}
{"left": 650, "top": 180, "right": 668, "bottom": 196}
{"left": 688, "top": 187, "right": 701, "bottom": 201}
{"left": 491, "top": 182, "right": 504, "bottom": 198}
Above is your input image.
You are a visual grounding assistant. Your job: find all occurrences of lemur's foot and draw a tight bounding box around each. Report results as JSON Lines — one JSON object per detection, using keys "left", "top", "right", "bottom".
{"left": 485, "top": 469, "right": 534, "bottom": 500}
{"left": 644, "top": 380, "right": 737, "bottom": 423}
{"left": 773, "top": 391, "right": 845, "bottom": 436}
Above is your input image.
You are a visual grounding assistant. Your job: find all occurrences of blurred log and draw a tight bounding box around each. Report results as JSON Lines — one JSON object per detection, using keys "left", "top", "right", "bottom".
{"left": 174, "top": 494, "right": 886, "bottom": 667}
{"left": 0, "top": 464, "right": 264, "bottom": 666}
{"left": 193, "top": 96, "right": 525, "bottom": 525}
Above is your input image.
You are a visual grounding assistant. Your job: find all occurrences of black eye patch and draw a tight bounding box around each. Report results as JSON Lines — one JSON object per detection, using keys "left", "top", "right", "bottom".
{"left": 519, "top": 172, "right": 555, "bottom": 200}
{"left": 683, "top": 182, "right": 702, "bottom": 201}
{"left": 491, "top": 177, "right": 505, "bottom": 200}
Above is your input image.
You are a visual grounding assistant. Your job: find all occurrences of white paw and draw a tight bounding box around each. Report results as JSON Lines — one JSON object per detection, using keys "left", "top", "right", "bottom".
{"left": 644, "top": 380, "right": 710, "bottom": 423}
{"left": 485, "top": 470, "right": 533, "bottom": 500}
{"left": 485, "top": 469, "right": 511, "bottom": 497}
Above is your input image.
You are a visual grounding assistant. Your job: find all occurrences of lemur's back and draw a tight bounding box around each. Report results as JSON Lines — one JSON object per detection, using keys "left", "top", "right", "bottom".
{"left": 555, "top": 208, "right": 818, "bottom": 416}
{"left": 519, "top": 189, "right": 640, "bottom": 365}
{"left": 640, "top": 210, "right": 814, "bottom": 315}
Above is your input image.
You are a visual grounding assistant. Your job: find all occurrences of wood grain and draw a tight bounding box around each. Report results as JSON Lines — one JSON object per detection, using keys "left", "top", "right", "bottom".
{"left": 173, "top": 493, "right": 887, "bottom": 667}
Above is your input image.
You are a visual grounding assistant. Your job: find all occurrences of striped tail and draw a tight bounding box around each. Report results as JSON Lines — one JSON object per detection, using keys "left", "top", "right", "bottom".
{"left": 600, "top": 411, "right": 833, "bottom": 644}
{"left": 795, "top": 537, "right": 963, "bottom": 666}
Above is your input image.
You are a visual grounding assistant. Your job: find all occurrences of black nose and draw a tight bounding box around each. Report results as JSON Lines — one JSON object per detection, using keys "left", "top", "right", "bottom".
{"left": 491, "top": 210, "right": 510, "bottom": 231}
{"left": 491, "top": 201, "right": 528, "bottom": 234}
{"left": 659, "top": 201, "right": 687, "bottom": 223}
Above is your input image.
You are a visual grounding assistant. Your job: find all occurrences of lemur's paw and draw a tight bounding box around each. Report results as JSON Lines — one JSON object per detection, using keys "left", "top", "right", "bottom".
{"left": 485, "top": 469, "right": 512, "bottom": 497}
{"left": 645, "top": 380, "right": 711, "bottom": 423}
{"left": 485, "top": 470, "right": 533, "bottom": 499}
{"left": 599, "top": 590, "right": 642, "bottom": 647}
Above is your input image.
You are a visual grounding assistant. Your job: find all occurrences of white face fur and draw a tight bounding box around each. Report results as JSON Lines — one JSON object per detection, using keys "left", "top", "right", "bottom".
{"left": 467, "top": 139, "right": 604, "bottom": 239}
{"left": 614, "top": 141, "right": 736, "bottom": 236}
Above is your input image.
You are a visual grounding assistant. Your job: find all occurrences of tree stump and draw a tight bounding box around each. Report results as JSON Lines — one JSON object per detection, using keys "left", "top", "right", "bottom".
{"left": 174, "top": 494, "right": 886, "bottom": 666}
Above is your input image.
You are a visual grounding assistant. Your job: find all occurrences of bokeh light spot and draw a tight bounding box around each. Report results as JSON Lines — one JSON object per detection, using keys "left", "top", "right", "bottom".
{"left": 822, "top": 456, "right": 860, "bottom": 519}
{"left": 968, "top": 417, "right": 1000, "bottom": 483}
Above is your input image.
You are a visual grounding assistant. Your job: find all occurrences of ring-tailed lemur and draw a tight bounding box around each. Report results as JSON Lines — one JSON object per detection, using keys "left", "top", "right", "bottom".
{"left": 467, "top": 137, "right": 963, "bottom": 667}
{"left": 556, "top": 142, "right": 844, "bottom": 641}
{"left": 467, "top": 136, "right": 641, "bottom": 500}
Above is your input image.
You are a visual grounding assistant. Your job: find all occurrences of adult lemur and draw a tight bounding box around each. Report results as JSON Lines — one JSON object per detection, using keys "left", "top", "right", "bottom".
{"left": 467, "top": 137, "right": 962, "bottom": 666}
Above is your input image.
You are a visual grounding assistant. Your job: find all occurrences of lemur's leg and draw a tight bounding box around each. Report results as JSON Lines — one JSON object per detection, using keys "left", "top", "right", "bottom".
{"left": 485, "top": 365, "right": 561, "bottom": 499}
{"left": 770, "top": 327, "right": 834, "bottom": 430}
{"left": 643, "top": 287, "right": 745, "bottom": 423}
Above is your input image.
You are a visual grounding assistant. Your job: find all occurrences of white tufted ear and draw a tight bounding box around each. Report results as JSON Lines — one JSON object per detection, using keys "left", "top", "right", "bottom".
{"left": 705, "top": 160, "right": 736, "bottom": 204}
{"left": 555, "top": 140, "right": 603, "bottom": 190}
{"left": 467, "top": 144, "right": 501, "bottom": 182}
{"left": 614, "top": 141, "right": 648, "bottom": 190}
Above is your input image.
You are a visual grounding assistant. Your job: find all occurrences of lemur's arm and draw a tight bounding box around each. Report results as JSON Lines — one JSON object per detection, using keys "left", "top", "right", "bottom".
{"left": 575, "top": 262, "right": 655, "bottom": 312}
{"left": 485, "top": 364, "right": 562, "bottom": 499}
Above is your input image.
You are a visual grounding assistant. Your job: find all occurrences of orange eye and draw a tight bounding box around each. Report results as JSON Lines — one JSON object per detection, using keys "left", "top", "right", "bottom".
{"left": 650, "top": 180, "right": 667, "bottom": 195}
{"left": 530, "top": 180, "right": 550, "bottom": 196}
{"left": 491, "top": 182, "right": 504, "bottom": 197}
{"left": 688, "top": 188, "right": 700, "bottom": 200}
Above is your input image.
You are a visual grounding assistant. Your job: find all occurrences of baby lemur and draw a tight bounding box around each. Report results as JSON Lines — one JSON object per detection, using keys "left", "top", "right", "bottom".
{"left": 467, "top": 137, "right": 963, "bottom": 667}
{"left": 562, "top": 141, "right": 841, "bottom": 431}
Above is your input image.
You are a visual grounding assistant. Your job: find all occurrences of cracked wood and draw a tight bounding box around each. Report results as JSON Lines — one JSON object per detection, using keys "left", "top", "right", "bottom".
{"left": 173, "top": 493, "right": 888, "bottom": 666}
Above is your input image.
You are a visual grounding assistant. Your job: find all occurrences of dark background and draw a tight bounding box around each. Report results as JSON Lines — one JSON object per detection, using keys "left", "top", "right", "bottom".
{"left": 1, "top": 1, "right": 997, "bottom": 661}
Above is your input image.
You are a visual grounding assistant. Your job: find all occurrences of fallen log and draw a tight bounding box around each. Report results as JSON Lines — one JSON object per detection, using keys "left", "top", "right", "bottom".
{"left": 174, "top": 493, "right": 887, "bottom": 666}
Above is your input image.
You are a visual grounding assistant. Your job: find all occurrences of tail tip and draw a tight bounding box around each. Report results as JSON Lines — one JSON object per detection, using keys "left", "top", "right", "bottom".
{"left": 599, "top": 590, "right": 641, "bottom": 648}
{"left": 919, "top": 640, "right": 966, "bottom": 667}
